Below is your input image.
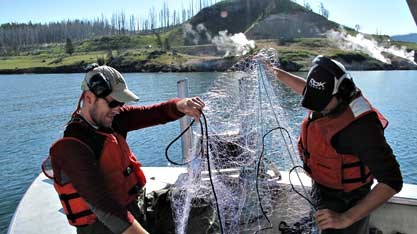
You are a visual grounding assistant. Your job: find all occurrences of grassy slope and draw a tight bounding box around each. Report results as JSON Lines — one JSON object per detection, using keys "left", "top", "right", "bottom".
{"left": 0, "top": 52, "right": 106, "bottom": 70}
{"left": 0, "top": 0, "right": 415, "bottom": 72}
{"left": 0, "top": 32, "right": 176, "bottom": 70}
{"left": 254, "top": 37, "right": 385, "bottom": 70}
{"left": 0, "top": 36, "right": 415, "bottom": 71}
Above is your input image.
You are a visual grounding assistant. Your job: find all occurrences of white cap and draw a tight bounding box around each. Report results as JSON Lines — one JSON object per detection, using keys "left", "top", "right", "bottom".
{"left": 82, "top": 65, "right": 139, "bottom": 102}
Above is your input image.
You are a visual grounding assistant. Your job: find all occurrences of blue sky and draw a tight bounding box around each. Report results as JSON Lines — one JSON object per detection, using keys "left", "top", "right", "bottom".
{"left": 0, "top": 0, "right": 415, "bottom": 36}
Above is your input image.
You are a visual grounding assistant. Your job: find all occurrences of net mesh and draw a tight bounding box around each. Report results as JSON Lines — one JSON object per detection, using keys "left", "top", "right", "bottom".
{"left": 169, "top": 48, "right": 317, "bottom": 234}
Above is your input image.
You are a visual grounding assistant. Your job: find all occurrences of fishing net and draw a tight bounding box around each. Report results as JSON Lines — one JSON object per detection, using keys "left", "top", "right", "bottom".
{"left": 168, "top": 48, "right": 317, "bottom": 234}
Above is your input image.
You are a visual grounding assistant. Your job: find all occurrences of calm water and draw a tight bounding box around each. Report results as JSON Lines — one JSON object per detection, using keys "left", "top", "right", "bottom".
{"left": 0, "top": 70, "right": 416, "bottom": 232}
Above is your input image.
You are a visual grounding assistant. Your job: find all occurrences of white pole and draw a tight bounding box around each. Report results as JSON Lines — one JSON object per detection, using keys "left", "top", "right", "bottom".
{"left": 177, "top": 79, "right": 192, "bottom": 162}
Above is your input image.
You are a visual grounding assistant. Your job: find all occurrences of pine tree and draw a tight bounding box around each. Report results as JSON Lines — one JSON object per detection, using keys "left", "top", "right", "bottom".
{"left": 65, "top": 38, "right": 74, "bottom": 55}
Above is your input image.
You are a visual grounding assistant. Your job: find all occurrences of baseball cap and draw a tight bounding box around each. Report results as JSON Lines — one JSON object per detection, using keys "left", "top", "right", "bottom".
{"left": 81, "top": 65, "right": 139, "bottom": 103}
{"left": 301, "top": 56, "right": 347, "bottom": 111}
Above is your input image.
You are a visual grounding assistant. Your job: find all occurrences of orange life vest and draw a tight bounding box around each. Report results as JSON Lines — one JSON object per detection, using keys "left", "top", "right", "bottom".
{"left": 298, "top": 93, "right": 388, "bottom": 192}
{"left": 43, "top": 121, "right": 146, "bottom": 227}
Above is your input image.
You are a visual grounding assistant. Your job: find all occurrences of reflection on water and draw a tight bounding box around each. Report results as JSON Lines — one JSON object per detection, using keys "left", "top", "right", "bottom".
{"left": 0, "top": 70, "right": 416, "bottom": 232}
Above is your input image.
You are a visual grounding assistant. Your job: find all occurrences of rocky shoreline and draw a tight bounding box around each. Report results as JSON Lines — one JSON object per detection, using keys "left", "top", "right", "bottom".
{"left": 0, "top": 57, "right": 238, "bottom": 74}
{"left": 1, "top": 55, "right": 416, "bottom": 74}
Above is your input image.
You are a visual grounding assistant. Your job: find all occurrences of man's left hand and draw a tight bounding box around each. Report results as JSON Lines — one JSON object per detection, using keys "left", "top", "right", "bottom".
{"left": 176, "top": 97, "right": 205, "bottom": 121}
{"left": 315, "top": 209, "right": 352, "bottom": 230}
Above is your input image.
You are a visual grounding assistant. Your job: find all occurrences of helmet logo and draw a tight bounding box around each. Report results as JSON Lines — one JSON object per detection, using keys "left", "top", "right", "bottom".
{"left": 308, "top": 78, "right": 326, "bottom": 90}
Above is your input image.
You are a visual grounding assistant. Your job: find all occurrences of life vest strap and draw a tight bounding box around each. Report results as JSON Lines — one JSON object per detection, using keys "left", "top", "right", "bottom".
{"left": 66, "top": 209, "right": 94, "bottom": 223}
{"left": 59, "top": 193, "right": 94, "bottom": 223}
{"left": 342, "top": 172, "right": 372, "bottom": 184}
{"left": 59, "top": 193, "right": 81, "bottom": 201}
{"left": 341, "top": 161, "right": 362, "bottom": 168}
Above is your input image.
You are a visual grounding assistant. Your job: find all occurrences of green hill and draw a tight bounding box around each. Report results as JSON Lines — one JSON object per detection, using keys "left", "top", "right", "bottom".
{"left": 174, "top": 0, "right": 341, "bottom": 44}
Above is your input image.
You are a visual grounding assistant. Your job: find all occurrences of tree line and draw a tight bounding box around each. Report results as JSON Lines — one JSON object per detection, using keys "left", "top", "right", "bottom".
{"left": 0, "top": 0, "right": 221, "bottom": 55}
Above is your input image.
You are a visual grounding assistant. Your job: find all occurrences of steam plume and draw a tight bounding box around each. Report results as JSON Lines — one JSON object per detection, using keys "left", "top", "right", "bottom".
{"left": 326, "top": 29, "right": 415, "bottom": 64}
{"left": 212, "top": 30, "right": 256, "bottom": 57}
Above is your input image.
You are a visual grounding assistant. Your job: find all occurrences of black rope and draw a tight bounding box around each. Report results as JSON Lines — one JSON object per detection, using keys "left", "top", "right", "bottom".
{"left": 254, "top": 127, "right": 317, "bottom": 234}
{"left": 289, "top": 166, "right": 316, "bottom": 210}
{"left": 258, "top": 125, "right": 316, "bottom": 210}
{"left": 200, "top": 111, "right": 225, "bottom": 234}
{"left": 164, "top": 110, "right": 224, "bottom": 234}
{"left": 165, "top": 119, "right": 197, "bottom": 166}
{"left": 255, "top": 126, "right": 292, "bottom": 234}
{"left": 165, "top": 118, "right": 313, "bottom": 234}
{"left": 255, "top": 60, "right": 317, "bottom": 233}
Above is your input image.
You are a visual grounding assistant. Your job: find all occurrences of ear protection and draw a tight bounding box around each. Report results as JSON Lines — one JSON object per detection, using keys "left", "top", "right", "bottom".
{"left": 86, "top": 73, "right": 112, "bottom": 98}
{"left": 312, "top": 55, "right": 356, "bottom": 101}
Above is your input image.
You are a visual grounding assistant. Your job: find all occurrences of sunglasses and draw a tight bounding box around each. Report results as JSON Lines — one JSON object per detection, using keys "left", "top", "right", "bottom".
{"left": 101, "top": 97, "right": 125, "bottom": 108}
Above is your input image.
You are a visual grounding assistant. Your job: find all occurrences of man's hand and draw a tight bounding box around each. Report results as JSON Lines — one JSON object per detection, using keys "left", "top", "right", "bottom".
{"left": 314, "top": 183, "right": 398, "bottom": 231}
{"left": 315, "top": 209, "right": 352, "bottom": 231}
{"left": 176, "top": 97, "right": 205, "bottom": 121}
{"left": 122, "top": 220, "right": 149, "bottom": 234}
{"left": 253, "top": 53, "right": 278, "bottom": 69}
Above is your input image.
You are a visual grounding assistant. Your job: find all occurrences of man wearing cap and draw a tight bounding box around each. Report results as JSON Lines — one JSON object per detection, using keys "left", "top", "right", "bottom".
{"left": 264, "top": 56, "right": 402, "bottom": 233}
{"left": 45, "top": 64, "right": 205, "bottom": 234}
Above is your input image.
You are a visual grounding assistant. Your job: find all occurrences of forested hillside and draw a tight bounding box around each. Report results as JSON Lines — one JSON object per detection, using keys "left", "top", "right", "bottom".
{"left": 1, "top": 0, "right": 416, "bottom": 73}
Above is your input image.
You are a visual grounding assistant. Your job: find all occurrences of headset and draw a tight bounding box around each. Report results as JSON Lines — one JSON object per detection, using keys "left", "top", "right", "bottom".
{"left": 312, "top": 55, "right": 356, "bottom": 101}
{"left": 71, "top": 65, "right": 113, "bottom": 117}
{"left": 85, "top": 67, "right": 112, "bottom": 98}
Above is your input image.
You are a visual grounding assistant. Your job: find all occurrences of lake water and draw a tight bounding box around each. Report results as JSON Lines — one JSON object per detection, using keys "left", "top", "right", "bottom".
{"left": 1, "top": 70, "right": 416, "bottom": 233}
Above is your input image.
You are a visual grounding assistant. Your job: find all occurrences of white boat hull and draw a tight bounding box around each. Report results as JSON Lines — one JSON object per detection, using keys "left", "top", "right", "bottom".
{"left": 7, "top": 167, "right": 417, "bottom": 234}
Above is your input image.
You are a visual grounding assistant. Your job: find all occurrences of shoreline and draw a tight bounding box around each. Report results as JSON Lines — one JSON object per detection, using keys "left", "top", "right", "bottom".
{"left": 1, "top": 55, "right": 416, "bottom": 75}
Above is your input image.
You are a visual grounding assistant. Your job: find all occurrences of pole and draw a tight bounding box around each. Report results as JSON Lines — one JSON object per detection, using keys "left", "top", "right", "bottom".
{"left": 177, "top": 79, "right": 192, "bottom": 162}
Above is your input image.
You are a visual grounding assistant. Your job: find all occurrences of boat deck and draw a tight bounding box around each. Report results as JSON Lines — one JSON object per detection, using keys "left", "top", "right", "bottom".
{"left": 7, "top": 167, "right": 417, "bottom": 234}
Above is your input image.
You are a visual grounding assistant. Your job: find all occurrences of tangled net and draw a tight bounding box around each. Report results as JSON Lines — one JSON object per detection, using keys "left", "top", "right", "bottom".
{"left": 168, "top": 48, "right": 317, "bottom": 234}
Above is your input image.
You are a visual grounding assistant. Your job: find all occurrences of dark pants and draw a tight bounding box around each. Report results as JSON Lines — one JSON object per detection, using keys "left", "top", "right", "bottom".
{"left": 311, "top": 183, "right": 372, "bottom": 234}
{"left": 77, "top": 201, "right": 145, "bottom": 234}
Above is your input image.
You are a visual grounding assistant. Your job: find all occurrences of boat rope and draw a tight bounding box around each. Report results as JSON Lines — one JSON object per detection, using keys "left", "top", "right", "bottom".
{"left": 165, "top": 110, "right": 225, "bottom": 234}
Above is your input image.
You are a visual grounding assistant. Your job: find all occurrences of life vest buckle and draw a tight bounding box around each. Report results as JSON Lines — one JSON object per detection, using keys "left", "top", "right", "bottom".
{"left": 124, "top": 166, "right": 133, "bottom": 176}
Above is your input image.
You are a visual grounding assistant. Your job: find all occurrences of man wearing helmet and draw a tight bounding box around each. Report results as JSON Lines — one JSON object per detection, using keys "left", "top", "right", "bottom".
{"left": 265, "top": 56, "right": 402, "bottom": 234}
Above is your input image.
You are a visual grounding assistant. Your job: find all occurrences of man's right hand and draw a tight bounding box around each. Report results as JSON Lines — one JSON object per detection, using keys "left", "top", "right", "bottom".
{"left": 176, "top": 96, "right": 205, "bottom": 122}
{"left": 122, "top": 220, "right": 149, "bottom": 234}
